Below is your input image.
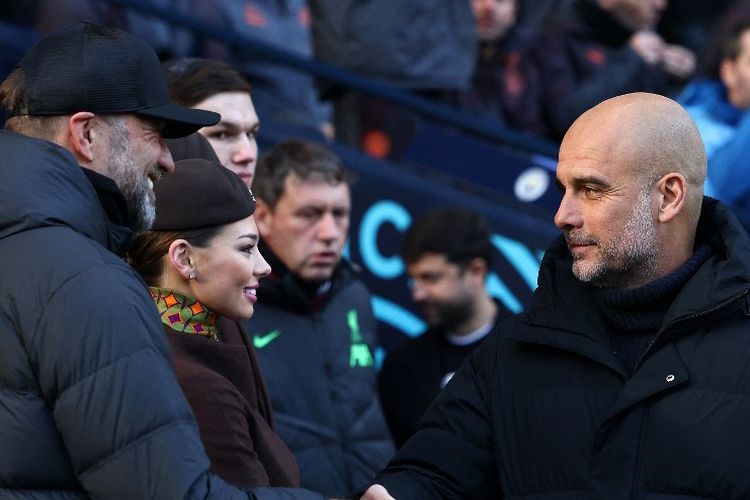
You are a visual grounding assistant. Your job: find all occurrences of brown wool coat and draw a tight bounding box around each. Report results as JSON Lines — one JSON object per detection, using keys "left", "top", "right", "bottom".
{"left": 165, "top": 317, "right": 299, "bottom": 489}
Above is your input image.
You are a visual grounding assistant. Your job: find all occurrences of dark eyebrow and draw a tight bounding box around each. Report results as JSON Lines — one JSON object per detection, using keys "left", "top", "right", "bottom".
{"left": 574, "top": 175, "right": 612, "bottom": 190}
{"left": 218, "top": 119, "right": 260, "bottom": 132}
{"left": 555, "top": 175, "right": 612, "bottom": 191}
{"left": 238, "top": 233, "right": 259, "bottom": 242}
{"left": 215, "top": 121, "right": 240, "bottom": 131}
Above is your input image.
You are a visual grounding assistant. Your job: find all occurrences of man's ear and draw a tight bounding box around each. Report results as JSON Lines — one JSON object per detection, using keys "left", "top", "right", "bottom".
{"left": 65, "top": 112, "right": 97, "bottom": 165}
{"left": 166, "top": 239, "right": 196, "bottom": 281}
{"left": 466, "top": 257, "right": 489, "bottom": 284}
{"left": 656, "top": 173, "right": 687, "bottom": 224}
{"left": 254, "top": 199, "right": 273, "bottom": 237}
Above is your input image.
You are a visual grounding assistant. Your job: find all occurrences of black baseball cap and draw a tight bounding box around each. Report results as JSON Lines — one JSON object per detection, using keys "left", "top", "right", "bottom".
{"left": 13, "top": 22, "right": 219, "bottom": 138}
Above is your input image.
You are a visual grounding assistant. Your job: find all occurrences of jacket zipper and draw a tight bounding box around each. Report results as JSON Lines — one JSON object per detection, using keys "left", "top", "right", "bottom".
{"left": 631, "top": 289, "right": 749, "bottom": 373}
{"left": 629, "top": 288, "right": 748, "bottom": 498}
{"left": 630, "top": 405, "right": 651, "bottom": 500}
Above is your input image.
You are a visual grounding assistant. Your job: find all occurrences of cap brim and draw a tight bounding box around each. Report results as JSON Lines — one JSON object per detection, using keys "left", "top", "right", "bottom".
{"left": 137, "top": 103, "right": 220, "bottom": 139}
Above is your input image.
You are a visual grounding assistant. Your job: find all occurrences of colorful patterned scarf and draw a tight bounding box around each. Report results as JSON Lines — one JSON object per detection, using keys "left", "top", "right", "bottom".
{"left": 149, "top": 287, "right": 219, "bottom": 341}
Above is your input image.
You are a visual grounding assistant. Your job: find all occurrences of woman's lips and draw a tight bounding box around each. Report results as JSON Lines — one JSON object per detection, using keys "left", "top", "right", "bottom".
{"left": 243, "top": 286, "right": 258, "bottom": 303}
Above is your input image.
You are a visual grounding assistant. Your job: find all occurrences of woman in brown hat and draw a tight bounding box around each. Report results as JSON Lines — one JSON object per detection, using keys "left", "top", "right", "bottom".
{"left": 127, "top": 158, "right": 299, "bottom": 489}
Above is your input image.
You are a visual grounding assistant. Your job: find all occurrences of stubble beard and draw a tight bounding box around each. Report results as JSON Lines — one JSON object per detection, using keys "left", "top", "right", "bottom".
{"left": 105, "top": 121, "right": 156, "bottom": 232}
{"left": 570, "top": 189, "right": 660, "bottom": 288}
{"left": 420, "top": 294, "right": 475, "bottom": 333}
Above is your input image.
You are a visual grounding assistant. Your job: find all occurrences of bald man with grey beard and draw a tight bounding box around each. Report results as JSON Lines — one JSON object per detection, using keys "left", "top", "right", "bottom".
{"left": 554, "top": 92, "right": 706, "bottom": 289}
{"left": 363, "top": 93, "right": 750, "bottom": 500}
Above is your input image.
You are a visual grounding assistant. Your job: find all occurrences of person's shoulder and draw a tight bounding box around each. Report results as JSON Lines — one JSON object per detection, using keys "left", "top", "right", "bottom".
{"left": 473, "top": 314, "right": 529, "bottom": 356}
{"left": 0, "top": 133, "right": 107, "bottom": 243}
{"left": 336, "top": 258, "right": 364, "bottom": 280}
{"left": 679, "top": 78, "right": 725, "bottom": 107}
{"left": 11, "top": 225, "right": 136, "bottom": 294}
{"left": 66, "top": 242, "right": 142, "bottom": 288}
{"left": 383, "top": 332, "right": 437, "bottom": 368}
{"left": 0, "top": 129, "right": 71, "bottom": 158}
{"left": 330, "top": 259, "right": 373, "bottom": 297}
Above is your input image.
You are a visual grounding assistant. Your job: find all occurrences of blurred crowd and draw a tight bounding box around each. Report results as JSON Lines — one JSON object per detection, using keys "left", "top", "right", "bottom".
{"left": 0, "top": 1, "right": 737, "bottom": 136}
{"left": 5, "top": 0, "right": 750, "bottom": 225}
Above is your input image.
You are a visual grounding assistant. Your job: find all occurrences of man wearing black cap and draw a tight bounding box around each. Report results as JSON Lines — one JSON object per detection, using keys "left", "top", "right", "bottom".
{"left": 0, "top": 23, "right": 323, "bottom": 500}
{"left": 1, "top": 22, "right": 218, "bottom": 232}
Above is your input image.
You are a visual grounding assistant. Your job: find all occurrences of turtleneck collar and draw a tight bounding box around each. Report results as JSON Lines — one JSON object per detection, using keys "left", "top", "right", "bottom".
{"left": 150, "top": 287, "right": 219, "bottom": 341}
{"left": 593, "top": 245, "right": 713, "bottom": 376}
{"left": 593, "top": 245, "right": 713, "bottom": 334}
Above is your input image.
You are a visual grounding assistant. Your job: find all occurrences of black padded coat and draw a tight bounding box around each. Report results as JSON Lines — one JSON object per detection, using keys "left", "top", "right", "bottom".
{"left": 377, "top": 199, "right": 750, "bottom": 499}
{"left": 0, "top": 131, "right": 322, "bottom": 500}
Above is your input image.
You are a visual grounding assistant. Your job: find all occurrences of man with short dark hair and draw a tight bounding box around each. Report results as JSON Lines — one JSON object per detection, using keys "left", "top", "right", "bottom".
{"left": 0, "top": 23, "right": 322, "bottom": 500}
{"left": 164, "top": 58, "right": 260, "bottom": 186}
{"left": 363, "top": 92, "right": 750, "bottom": 499}
{"left": 246, "top": 139, "right": 394, "bottom": 498}
{"left": 378, "top": 207, "right": 510, "bottom": 447}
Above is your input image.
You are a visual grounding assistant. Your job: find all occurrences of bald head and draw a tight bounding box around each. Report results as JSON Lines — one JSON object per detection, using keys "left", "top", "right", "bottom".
{"left": 555, "top": 93, "right": 707, "bottom": 288}
{"left": 563, "top": 93, "right": 706, "bottom": 222}
{"left": 565, "top": 93, "right": 705, "bottom": 183}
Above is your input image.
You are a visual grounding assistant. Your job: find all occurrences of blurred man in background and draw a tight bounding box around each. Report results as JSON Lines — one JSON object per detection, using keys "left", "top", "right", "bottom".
{"left": 378, "top": 207, "right": 510, "bottom": 447}
{"left": 528, "top": 0, "right": 695, "bottom": 140}
{"left": 450, "top": 0, "right": 543, "bottom": 135}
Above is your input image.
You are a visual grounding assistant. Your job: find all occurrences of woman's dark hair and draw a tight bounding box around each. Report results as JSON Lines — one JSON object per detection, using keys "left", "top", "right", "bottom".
{"left": 127, "top": 226, "right": 222, "bottom": 286}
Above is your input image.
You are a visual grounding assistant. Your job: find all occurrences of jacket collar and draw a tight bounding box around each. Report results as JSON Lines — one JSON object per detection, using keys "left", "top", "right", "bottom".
{"left": 81, "top": 168, "right": 135, "bottom": 256}
{"left": 257, "top": 240, "right": 358, "bottom": 313}
{"left": 0, "top": 131, "right": 134, "bottom": 255}
{"left": 511, "top": 198, "right": 750, "bottom": 373}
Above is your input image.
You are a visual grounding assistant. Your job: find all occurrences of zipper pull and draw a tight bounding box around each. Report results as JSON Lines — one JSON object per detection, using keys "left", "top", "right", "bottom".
{"left": 744, "top": 294, "right": 750, "bottom": 317}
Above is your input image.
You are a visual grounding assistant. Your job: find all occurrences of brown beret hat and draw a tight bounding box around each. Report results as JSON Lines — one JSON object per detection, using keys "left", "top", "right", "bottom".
{"left": 165, "top": 132, "right": 220, "bottom": 163}
{"left": 152, "top": 159, "right": 255, "bottom": 231}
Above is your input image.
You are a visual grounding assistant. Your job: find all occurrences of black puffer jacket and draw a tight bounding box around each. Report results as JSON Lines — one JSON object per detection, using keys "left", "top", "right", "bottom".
{"left": 377, "top": 199, "right": 750, "bottom": 499}
{"left": 246, "top": 247, "right": 394, "bottom": 498}
{"left": 0, "top": 131, "right": 322, "bottom": 500}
